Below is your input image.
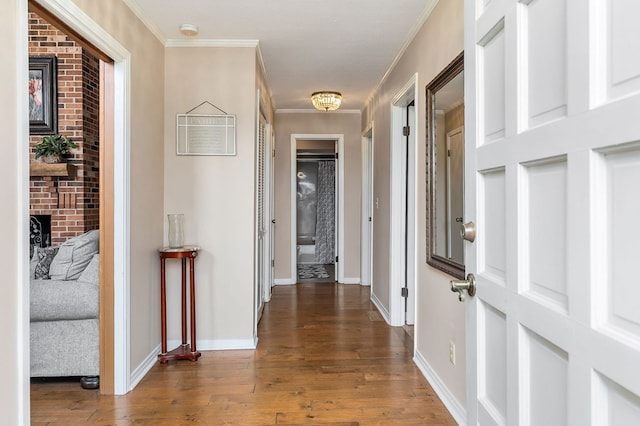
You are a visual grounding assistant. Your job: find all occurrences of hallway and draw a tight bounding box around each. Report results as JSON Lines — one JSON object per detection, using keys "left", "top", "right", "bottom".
{"left": 31, "top": 283, "right": 456, "bottom": 424}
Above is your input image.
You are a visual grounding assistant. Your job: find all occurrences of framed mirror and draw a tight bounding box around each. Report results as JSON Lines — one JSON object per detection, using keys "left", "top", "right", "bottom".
{"left": 426, "top": 52, "right": 465, "bottom": 279}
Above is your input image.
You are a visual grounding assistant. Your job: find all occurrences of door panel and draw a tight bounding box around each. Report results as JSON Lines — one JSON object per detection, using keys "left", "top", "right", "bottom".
{"left": 526, "top": 0, "right": 567, "bottom": 128}
{"left": 604, "top": 0, "right": 640, "bottom": 102}
{"left": 465, "top": 0, "right": 640, "bottom": 424}
{"left": 598, "top": 146, "right": 640, "bottom": 342}
{"left": 478, "top": 302, "right": 507, "bottom": 426}
{"left": 523, "top": 327, "right": 569, "bottom": 426}
{"left": 479, "top": 169, "right": 506, "bottom": 285}
{"left": 523, "top": 157, "right": 568, "bottom": 313}
{"left": 480, "top": 24, "right": 506, "bottom": 144}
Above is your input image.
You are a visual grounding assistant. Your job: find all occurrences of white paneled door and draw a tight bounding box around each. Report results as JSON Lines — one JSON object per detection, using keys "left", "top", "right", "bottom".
{"left": 464, "top": 0, "right": 640, "bottom": 425}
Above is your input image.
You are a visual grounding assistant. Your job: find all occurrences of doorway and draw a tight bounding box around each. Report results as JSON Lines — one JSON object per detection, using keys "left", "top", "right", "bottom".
{"left": 296, "top": 145, "right": 336, "bottom": 282}
{"left": 361, "top": 125, "right": 374, "bottom": 288}
{"left": 389, "top": 75, "right": 419, "bottom": 327}
{"left": 27, "top": 0, "right": 130, "bottom": 396}
{"left": 290, "top": 134, "right": 345, "bottom": 284}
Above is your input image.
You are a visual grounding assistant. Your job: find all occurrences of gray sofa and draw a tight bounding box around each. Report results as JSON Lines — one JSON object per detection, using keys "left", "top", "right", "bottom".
{"left": 30, "top": 229, "right": 100, "bottom": 389}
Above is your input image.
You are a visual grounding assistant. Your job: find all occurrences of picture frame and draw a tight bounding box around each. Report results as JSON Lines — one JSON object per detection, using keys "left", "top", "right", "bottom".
{"left": 29, "top": 56, "right": 57, "bottom": 134}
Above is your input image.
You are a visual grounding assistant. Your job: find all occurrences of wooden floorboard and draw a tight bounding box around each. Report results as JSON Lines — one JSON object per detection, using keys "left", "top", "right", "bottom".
{"left": 31, "top": 282, "right": 457, "bottom": 425}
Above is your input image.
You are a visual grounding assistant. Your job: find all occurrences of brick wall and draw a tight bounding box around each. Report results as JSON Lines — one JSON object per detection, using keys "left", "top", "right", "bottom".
{"left": 29, "top": 11, "right": 100, "bottom": 246}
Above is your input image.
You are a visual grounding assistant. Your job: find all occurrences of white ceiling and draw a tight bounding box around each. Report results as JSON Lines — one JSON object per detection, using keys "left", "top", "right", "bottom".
{"left": 127, "top": 0, "right": 438, "bottom": 110}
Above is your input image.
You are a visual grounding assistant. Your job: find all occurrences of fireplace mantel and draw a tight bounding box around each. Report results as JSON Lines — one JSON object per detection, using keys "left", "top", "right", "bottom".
{"left": 29, "top": 162, "right": 77, "bottom": 178}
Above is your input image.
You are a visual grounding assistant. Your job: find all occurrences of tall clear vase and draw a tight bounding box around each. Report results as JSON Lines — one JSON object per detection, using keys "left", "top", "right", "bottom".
{"left": 167, "top": 214, "right": 184, "bottom": 248}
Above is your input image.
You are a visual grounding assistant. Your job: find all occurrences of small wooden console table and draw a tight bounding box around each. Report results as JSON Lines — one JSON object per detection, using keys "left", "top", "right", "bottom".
{"left": 158, "top": 246, "right": 202, "bottom": 363}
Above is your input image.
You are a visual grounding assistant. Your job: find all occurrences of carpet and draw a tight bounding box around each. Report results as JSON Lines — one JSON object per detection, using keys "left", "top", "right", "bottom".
{"left": 297, "top": 263, "right": 331, "bottom": 280}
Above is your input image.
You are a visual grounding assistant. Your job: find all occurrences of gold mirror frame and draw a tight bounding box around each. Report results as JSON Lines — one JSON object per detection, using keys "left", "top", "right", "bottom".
{"left": 426, "top": 52, "right": 465, "bottom": 279}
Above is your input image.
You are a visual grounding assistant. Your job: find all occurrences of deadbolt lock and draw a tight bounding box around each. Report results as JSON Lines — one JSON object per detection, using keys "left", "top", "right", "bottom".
{"left": 460, "top": 221, "right": 476, "bottom": 242}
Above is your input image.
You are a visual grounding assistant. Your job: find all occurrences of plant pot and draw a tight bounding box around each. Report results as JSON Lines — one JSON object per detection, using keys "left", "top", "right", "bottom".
{"left": 40, "top": 154, "right": 62, "bottom": 164}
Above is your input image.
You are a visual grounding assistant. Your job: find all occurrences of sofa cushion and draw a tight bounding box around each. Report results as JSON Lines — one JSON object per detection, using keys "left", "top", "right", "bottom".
{"left": 77, "top": 253, "right": 100, "bottom": 285}
{"left": 30, "top": 246, "right": 59, "bottom": 280}
{"left": 30, "top": 279, "right": 99, "bottom": 321}
{"left": 49, "top": 230, "right": 99, "bottom": 280}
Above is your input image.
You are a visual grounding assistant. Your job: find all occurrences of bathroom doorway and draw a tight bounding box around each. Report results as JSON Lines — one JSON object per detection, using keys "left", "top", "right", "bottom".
{"left": 296, "top": 142, "right": 336, "bottom": 282}
{"left": 289, "top": 134, "right": 345, "bottom": 283}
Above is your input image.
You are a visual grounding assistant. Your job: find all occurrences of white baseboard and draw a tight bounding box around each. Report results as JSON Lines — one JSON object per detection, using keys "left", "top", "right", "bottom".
{"left": 413, "top": 351, "right": 466, "bottom": 425}
{"left": 370, "top": 292, "right": 391, "bottom": 324}
{"left": 130, "top": 344, "right": 161, "bottom": 391}
{"left": 130, "top": 338, "right": 258, "bottom": 391}
{"left": 274, "top": 278, "right": 296, "bottom": 285}
{"left": 339, "top": 277, "right": 361, "bottom": 284}
{"left": 168, "top": 338, "right": 257, "bottom": 351}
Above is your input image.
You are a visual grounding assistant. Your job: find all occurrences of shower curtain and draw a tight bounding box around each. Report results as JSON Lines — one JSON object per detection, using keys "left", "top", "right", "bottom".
{"left": 315, "top": 160, "right": 335, "bottom": 264}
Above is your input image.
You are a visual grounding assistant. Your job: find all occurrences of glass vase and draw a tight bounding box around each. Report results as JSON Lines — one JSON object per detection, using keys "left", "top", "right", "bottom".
{"left": 167, "top": 214, "right": 184, "bottom": 248}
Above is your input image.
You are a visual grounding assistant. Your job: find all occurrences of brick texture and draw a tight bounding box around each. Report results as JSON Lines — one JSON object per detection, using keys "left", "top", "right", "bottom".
{"left": 29, "top": 12, "right": 100, "bottom": 246}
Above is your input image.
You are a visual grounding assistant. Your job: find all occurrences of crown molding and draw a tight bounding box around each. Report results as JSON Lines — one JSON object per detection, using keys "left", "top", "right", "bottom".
{"left": 276, "top": 109, "right": 361, "bottom": 115}
{"left": 365, "top": 0, "right": 440, "bottom": 107}
{"left": 165, "top": 39, "right": 259, "bottom": 48}
{"left": 121, "top": 0, "right": 167, "bottom": 44}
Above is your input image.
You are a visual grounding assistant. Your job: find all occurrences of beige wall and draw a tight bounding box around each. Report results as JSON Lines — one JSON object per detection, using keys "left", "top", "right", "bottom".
{"left": 164, "top": 47, "right": 261, "bottom": 344}
{"left": 273, "top": 112, "right": 362, "bottom": 282}
{"left": 1, "top": 0, "right": 29, "bottom": 422}
{"left": 362, "top": 0, "right": 466, "bottom": 407}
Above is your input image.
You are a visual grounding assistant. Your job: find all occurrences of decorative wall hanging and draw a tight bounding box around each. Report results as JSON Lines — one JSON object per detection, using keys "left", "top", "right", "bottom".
{"left": 29, "top": 56, "right": 58, "bottom": 134}
{"left": 176, "top": 101, "right": 236, "bottom": 156}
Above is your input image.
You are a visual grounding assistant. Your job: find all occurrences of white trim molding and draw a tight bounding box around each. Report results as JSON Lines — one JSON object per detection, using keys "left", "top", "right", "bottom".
{"left": 168, "top": 339, "right": 258, "bottom": 351}
{"left": 276, "top": 109, "right": 361, "bottom": 115}
{"left": 130, "top": 344, "right": 161, "bottom": 390}
{"left": 370, "top": 292, "right": 391, "bottom": 324}
{"left": 165, "top": 39, "right": 259, "bottom": 48}
{"left": 388, "top": 73, "right": 419, "bottom": 327}
{"left": 414, "top": 351, "right": 466, "bottom": 425}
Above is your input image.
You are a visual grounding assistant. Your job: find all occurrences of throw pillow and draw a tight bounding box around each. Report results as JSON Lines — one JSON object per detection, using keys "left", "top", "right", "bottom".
{"left": 30, "top": 246, "right": 60, "bottom": 280}
{"left": 49, "top": 229, "right": 100, "bottom": 280}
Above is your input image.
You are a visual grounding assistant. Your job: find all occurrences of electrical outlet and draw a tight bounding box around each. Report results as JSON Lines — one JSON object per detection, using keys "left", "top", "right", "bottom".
{"left": 449, "top": 341, "right": 456, "bottom": 365}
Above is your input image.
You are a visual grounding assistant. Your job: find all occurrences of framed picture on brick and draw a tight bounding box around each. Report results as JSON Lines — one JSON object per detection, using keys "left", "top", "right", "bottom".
{"left": 29, "top": 56, "right": 57, "bottom": 134}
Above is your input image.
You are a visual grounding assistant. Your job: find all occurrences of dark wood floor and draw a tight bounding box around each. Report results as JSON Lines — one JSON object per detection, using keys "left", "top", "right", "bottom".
{"left": 31, "top": 282, "right": 456, "bottom": 425}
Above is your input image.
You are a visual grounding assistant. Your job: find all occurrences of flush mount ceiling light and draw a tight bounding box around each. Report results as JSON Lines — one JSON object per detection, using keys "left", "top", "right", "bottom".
{"left": 180, "top": 23, "right": 199, "bottom": 36}
{"left": 311, "top": 91, "right": 342, "bottom": 111}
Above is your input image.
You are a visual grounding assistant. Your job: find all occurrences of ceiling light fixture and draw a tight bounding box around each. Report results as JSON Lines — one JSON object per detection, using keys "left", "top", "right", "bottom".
{"left": 180, "top": 24, "right": 199, "bottom": 36}
{"left": 311, "top": 91, "right": 342, "bottom": 111}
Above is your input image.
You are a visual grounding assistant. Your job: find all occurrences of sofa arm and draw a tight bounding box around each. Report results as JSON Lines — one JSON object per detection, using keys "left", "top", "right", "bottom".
{"left": 30, "top": 279, "right": 99, "bottom": 321}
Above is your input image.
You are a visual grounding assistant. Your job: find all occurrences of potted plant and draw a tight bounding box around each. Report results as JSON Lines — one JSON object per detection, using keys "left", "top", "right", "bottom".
{"left": 34, "top": 134, "right": 77, "bottom": 163}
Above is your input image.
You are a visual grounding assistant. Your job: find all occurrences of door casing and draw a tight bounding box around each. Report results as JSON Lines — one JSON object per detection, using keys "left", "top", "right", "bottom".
{"left": 389, "top": 74, "right": 419, "bottom": 327}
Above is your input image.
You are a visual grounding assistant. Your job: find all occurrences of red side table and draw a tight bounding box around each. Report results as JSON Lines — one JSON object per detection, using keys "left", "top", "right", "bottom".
{"left": 158, "top": 246, "right": 201, "bottom": 363}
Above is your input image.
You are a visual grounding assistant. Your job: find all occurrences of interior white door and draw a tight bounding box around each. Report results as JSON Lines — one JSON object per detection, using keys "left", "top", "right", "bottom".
{"left": 464, "top": 1, "right": 640, "bottom": 425}
{"left": 405, "top": 104, "right": 416, "bottom": 325}
{"left": 256, "top": 113, "right": 266, "bottom": 321}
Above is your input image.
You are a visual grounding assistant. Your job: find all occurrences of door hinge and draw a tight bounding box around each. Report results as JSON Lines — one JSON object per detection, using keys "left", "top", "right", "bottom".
{"left": 335, "top": 152, "right": 339, "bottom": 160}
{"left": 401, "top": 287, "right": 409, "bottom": 298}
{"left": 271, "top": 259, "right": 274, "bottom": 267}
{"left": 335, "top": 256, "right": 339, "bottom": 263}
{"left": 403, "top": 126, "right": 410, "bottom": 136}
{"left": 368, "top": 216, "right": 372, "bottom": 222}
{"left": 448, "top": 149, "right": 451, "bottom": 157}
